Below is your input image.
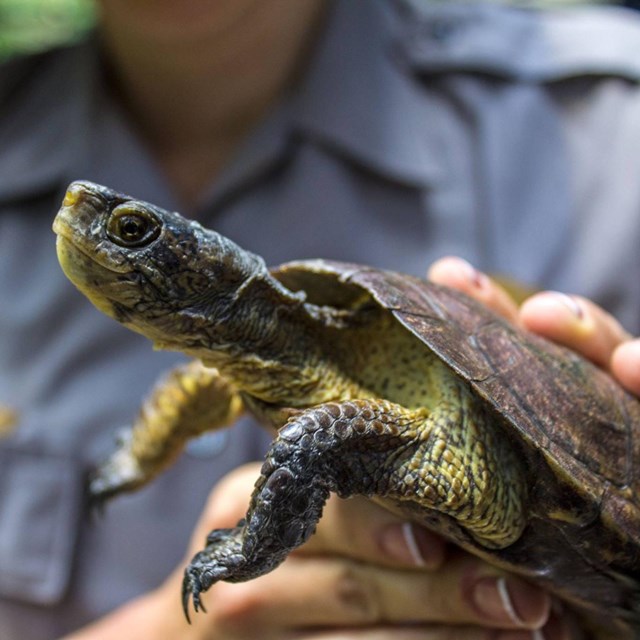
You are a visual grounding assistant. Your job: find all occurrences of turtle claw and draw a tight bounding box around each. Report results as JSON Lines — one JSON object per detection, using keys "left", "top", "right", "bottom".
{"left": 181, "top": 573, "right": 194, "bottom": 624}
{"left": 181, "top": 568, "right": 207, "bottom": 624}
{"left": 181, "top": 556, "right": 232, "bottom": 621}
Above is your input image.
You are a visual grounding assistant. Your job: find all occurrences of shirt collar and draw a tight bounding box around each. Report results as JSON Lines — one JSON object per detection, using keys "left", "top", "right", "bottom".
{"left": 202, "top": 0, "right": 441, "bottom": 210}
{"left": 289, "top": 0, "right": 439, "bottom": 187}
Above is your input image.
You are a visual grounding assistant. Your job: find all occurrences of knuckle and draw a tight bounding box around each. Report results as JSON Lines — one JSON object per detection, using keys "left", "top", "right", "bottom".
{"left": 205, "top": 580, "right": 270, "bottom": 634}
{"left": 331, "top": 563, "right": 382, "bottom": 623}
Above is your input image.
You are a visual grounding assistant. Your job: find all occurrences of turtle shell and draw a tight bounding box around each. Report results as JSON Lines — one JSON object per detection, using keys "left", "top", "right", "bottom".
{"left": 273, "top": 259, "right": 640, "bottom": 632}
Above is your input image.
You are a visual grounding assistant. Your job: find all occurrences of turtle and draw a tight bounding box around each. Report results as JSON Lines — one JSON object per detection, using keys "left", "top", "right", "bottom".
{"left": 52, "top": 180, "right": 640, "bottom": 638}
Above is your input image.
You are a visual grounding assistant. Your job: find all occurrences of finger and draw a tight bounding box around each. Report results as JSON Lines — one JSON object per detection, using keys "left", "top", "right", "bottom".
{"left": 192, "top": 552, "right": 549, "bottom": 635}
{"left": 611, "top": 338, "right": 640, "bottom": 396}
{"left": 427, "top": 256, "right": 520, "bottom": 323}
{"left": 296, "top": 494, "right": 447, "bottom": 570}
{"left": 519, "top": 292, "right": 632, "bottom": 370}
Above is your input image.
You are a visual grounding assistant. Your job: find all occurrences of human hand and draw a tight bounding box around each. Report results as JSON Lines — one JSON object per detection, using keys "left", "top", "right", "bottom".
{"left": 149, "top": 462, "right": 561, "bottom": 640}
{"left": 428, "top": 256, "right": 639, "bottom": 396}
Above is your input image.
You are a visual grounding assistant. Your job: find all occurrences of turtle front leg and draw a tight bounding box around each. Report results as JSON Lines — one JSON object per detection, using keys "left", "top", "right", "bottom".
{"left": 89, "top": 360, "right": 244, "bottom": 504}
{"left": 182, "top": 392, "right": 529, "bottom": 618}
{"left": 182, "top": 398, "right": 429, "bottom": 618}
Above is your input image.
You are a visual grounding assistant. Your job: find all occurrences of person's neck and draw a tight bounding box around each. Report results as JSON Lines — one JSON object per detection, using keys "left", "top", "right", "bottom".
{"left": 99, "top": 0, "right": 326, "bottom": 210}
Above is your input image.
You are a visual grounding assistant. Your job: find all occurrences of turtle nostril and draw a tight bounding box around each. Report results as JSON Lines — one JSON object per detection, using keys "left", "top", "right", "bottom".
{"left": 63, "top": 185, "right": 82, "bottom": 208}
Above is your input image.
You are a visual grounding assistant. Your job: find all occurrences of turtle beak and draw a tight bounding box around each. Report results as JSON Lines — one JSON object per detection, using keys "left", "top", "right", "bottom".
{"left": 62, "top": 183, "right": 83, "bottom": 208}
{"left": 52, "top": 182, "right": 100, "bottom": 240}
{"left": 53, "top": 182, "right": 133, "bottom": 274}
{"left": 53, "top": 182, "right": 137, "bottom": 319}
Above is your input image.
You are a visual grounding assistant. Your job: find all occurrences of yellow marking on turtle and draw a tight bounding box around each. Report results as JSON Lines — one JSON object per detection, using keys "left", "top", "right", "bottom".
{"left": 56, "top": 237, "right": 117, "bottom": 318}
{"left": 0, "top": 404, "right": 18, "bottom": 437}
{"left": 62, "top": 187, "right": 81, "bottom": 208}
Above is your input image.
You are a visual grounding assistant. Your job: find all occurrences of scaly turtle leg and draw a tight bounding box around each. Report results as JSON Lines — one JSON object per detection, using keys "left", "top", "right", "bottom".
{"left": 89, "top": 360, "right": 244, "bottom": 503}
{"left": 182, "top": 394, "right": 527, "bottom": 618}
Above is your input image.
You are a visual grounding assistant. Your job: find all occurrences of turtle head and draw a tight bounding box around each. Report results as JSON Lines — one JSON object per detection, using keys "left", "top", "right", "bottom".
{"left": 53, "top": 180, "right": 273, "bottom": 353}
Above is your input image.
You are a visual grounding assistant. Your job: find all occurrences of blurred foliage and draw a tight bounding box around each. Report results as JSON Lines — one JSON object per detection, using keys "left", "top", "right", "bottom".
{"left": 0, "top": 0, "right": 95, "bottom": 60}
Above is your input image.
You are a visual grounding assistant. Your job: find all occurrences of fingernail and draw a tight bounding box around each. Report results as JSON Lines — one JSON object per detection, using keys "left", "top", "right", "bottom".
{"left": 458, "top": 258, "right": 488, "bottom": 289}
{"left": 548, "top": 291, "right": 584, "bottom": 320}
{"left": 472, "top": 576, "right": 550, "bottom": 628}
{"left": 377, "top": 522, "right": 443, "bottom": 568}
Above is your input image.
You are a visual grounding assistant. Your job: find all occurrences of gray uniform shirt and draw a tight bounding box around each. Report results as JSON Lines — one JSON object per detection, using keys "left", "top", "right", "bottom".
{"left": 1, "top": 2, "right": 640, "bottom": 637}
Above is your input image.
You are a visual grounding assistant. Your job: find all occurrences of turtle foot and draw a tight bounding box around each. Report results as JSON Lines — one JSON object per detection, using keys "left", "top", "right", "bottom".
{"left": 86, "top": 431, "right": 145, "bottom": 509}
{"left": 180, "top": 461, "right": 328, "bottom": 621}
{"left": 181, "top": 528, "right": 243, "bottom": 621}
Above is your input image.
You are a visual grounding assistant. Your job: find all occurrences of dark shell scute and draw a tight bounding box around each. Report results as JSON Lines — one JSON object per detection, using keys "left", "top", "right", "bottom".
{"left": 472, "top": 322, "right": 632, "bottom": 488}
{"left": 279, "top": 422, "right": 303, "bottom": 442}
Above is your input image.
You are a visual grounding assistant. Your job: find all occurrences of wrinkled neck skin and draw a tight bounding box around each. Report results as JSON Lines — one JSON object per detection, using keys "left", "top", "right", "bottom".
{"left": 201, "top": 276, "right": 342, "bottom": 403}
{"left": 206, "top": 273, "right": 328, "bottom": 399}
{"left": 146, "top": 258, "right": 338, "bottom": 404}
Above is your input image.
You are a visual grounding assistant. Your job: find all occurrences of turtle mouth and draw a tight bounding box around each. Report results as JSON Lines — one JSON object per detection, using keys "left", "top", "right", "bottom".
{"left": 54, "top": 235, "right": 125, "bottom": 318}
{"left": 53, "top": 214, "right": 132, "bottom": 275}
{"left": 54, "top": 233, "right": 104, "bottom": 278}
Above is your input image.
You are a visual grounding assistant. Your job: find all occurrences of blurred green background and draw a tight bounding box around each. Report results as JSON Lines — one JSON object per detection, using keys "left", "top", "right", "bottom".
{"left": 0, "top": 0, "right": 619, "bottom": 61}
{"left": 0, "top": 0, "right": 95, "bottom": 60}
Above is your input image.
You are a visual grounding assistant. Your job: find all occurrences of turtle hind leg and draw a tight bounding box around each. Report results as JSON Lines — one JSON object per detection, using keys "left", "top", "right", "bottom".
{"left": 88, "top": 360, "right": 243, "bottom": 507}
{"left": 181, "top": 398, "right": 427, "bottom": 618}
{"left": 379, "top": 380, "right": 528, "bottom": 550}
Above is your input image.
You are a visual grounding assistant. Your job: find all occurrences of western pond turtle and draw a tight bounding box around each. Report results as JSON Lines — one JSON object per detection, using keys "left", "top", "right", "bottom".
{"left": 53, "top": 181, "right": 640, "bottom": 637}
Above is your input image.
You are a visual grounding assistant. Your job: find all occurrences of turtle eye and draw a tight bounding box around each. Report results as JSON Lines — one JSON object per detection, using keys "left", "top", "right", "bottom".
{"left": 107, "top": 206, "right": 161, "bottom": 248}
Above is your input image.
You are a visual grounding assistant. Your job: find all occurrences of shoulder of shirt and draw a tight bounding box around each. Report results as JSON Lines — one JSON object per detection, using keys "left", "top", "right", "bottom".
{"left": 0, "top": 43, "right": 82, "bottom": 113}
{"left": 394, "top": 1, "right": 640, "bottom": 83}
{"left": 0, "top": 48, "right": 48, "bottom": 102}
